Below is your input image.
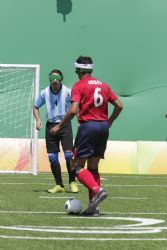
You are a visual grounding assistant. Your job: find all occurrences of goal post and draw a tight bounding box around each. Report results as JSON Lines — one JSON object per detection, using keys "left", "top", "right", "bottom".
{"left": 0, "top": 64, "right": 40, "bottom": 175}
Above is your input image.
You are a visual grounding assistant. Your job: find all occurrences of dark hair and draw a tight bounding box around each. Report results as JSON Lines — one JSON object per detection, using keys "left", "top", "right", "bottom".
{"left": 49, "top": 69, "right": 63, "bottom": 80}
{"left": 76, "top": 56, "right": 93, "bottom": 65}
{"left": 75, "top": 56, "right": 93, "bottom": 74}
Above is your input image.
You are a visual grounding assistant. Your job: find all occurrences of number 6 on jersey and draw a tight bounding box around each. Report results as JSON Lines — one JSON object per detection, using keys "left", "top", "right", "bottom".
{"left": 94, "top": 87, "right": 103, "bottom": 107}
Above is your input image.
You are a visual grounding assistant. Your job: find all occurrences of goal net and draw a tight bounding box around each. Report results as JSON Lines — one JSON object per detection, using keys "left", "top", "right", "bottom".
{"left": 0, "top": 64, "right": 40, "bottom": 175}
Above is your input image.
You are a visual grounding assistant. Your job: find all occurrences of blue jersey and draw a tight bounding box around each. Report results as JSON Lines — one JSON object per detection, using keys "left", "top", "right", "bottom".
{"left": 35, "top": 85, "right": 71, "bottom": 123}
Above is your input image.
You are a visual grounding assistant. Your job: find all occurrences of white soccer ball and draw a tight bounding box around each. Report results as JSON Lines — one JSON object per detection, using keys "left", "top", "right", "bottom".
{"left": 64, "top": 198, "right": 82, "bottom": 215}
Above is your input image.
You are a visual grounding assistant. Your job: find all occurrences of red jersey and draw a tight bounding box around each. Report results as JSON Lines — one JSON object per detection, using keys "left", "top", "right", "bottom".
{"left": 71, "top": 75, "right": 117, "bottom": 122}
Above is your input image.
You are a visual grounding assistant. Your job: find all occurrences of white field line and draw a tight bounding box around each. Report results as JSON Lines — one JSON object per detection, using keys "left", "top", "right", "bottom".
{"left": 0, "top": 176, "right": 53, "bottom": 179}
{"left": 0, "top": 217, "right": 164, "bottom": 232}
{"left": 0, "top": 211, "right": 66, "bottom": 214}
{"left": 0, "top": 216, "right": 166, "bottom": 240}
{"left": 0, "top": 182, "right": 82, "bottom": 185}
{"left": 111, "top": 176, "right": 167, "bottom": 179}
{"left": 111, "top": 197, "right": 148, "bottom": 200}
{"left": 39, "top": 196, "right": 75, "bottom": 199}
{"left": 1, "top": 175, "right": 167, "bottom": 179}
{"left": 0, "top": 183, "right": 54, "bottom": 185}
{"left": 0, "top": 235, "right": 167, "bottom": 241}
{"left": 6, "top": 226, "right": 167, "bottom": 230}
{"left": 104, "top": 212, "right": 167, "bottom": 215}
{"left": 60, "top": 217, "right": 164, "bottom": 226}
{"left": 100, "top": 177, "right": 108, "bottom": 181}
{"left": 0, "top": 216, "right": 165, "bottom": 238}
{"left": 39, "top": 196, "right": 148, "bottom": 200}
{"left": 0, "top": 182, "right": 167, "bottom": 187}
{"left": 0, "top": 226, "right": 161, "bottom": 234}
{"left": 0, "top": 210, "right": 167, "bottom": 215}
{"left": 0, "top": 173, "right": 167, "bottom": 180}
{"left": 104, "top": 184, "right": 167, "bottom": 187}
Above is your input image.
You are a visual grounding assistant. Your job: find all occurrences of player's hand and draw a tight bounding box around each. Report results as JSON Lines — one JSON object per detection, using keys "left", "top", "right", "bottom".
{"left": 50, "top": 124, "right": 61, "bottom": 135}
{"left": 36, "top": 119, "right": 42, "bottom": 130}
{"left": 165, "top": 113, "right": 167, "bottom": 118}
{"left": 108, "top": 120, "right": 113, "bottom": 128}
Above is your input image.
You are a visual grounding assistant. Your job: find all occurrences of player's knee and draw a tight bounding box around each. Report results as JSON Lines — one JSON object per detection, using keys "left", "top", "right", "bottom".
{"left": 64, "top": 150, "right": 72, "bottom": 163}
{"left": 71, "top": 159, "right": 85, "bottom": 175}
{"left": 48, "top": 153, "right": 59, "bottom": 166}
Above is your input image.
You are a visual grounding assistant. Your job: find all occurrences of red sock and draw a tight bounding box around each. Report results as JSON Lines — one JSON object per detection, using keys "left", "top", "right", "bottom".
{"left": 77, "top": 169, "right": 100, "bottom": 193}
{"left": 93, "top": 173, "right": 100, "bottom": 186}
{"left": 88, "top": 172, "right": 101, "bottom": 201}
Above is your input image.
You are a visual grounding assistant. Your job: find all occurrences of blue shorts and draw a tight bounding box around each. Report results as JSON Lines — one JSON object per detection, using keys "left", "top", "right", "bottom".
{"left": 73, "top": 121, "right": 109, "bottom": 159}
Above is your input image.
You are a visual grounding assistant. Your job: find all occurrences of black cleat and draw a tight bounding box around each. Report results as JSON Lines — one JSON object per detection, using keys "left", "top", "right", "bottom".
{"left": 80, "top": 208, "right": 100, "bottom": 217}
{"left": 80, "top": 189, "right": 107, "bottom": 216}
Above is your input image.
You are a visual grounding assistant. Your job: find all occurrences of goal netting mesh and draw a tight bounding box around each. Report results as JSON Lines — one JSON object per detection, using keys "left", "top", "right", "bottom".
{"left": 0, "top": 64, "right": 40, "bottom": 175}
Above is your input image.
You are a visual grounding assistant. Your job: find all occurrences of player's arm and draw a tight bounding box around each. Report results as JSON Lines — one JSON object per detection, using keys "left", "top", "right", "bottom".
{"left": 108, "top": 99, "right": 123, "bottom": 128}
{"left": 76, "top": 108, "right": 80, "bottom": 127}
{"left": 50, "top": 102, "right": 79, "bottom": 134}
{"left": 33, "top": 90, "right": 45, "bottom": 130}
{"left": 33, "top": 106, "right": 42, "bottom": 130}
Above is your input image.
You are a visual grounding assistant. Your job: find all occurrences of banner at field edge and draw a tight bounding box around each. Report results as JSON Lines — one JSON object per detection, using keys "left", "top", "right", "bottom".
{"left": 0, "top": 139, "right": 167, "bottom": 174}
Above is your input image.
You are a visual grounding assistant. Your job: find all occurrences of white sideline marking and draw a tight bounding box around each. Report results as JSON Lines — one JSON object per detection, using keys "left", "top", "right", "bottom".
{"left": 104, "top": 212, "right": 167, "bottom": 215}
{"left": 39, "top": 196, "right": 75, "bottom": 199}
{"left": 0, "top": 226, "right": 161, "bottom": 234}
{"left": 0, "top": 235, "right": 167, "bottom": 241}
{"left": 0, "top": 183, "right": 82, "bottom": 186}
{"left": 0, "top": 216, "right": 165, "bottom": 240}
{"left": 0, "top": 217, "right": 164, "bottom": 240}
{"left": 111, "top": 197, "right": 148, "bottom": 200}
{"left": 0, "top": 211, "right": 66, "bottom": 214}
{"left": 105, "top": 184, "right": 167, "bottom": 187}
{"left": 39, "top": 196, "right": 147, "bottom": 200}
{"left": 61, "top": 217, "right": 164, "bottom": 227}
{"left": 0, "top": 183, "right": 52, "bottom": 185}
{"left": 12, "top": 225, "right": 167, "bottom": 229}
{"left": 112, "top": 175, "right": 167, "bottom": 179}
{"left": 0, "top": 217, "right": 164, "bottom": 234}
{"left": 100, "top": 177, "right": 108, "bottom": 181}
{"left": 0, "top": 210, "right": 167, "bottom": 215}
{"left": 0, "top": 174, "right": 166, "bottom": 179}
{"left": 0, "top": 183, "right": 167, "bottom": 187}
{"left": 0, "top": 176, "right": 53, "bottom": 180}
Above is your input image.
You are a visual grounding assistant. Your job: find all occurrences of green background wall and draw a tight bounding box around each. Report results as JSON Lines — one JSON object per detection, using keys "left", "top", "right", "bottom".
{"left": 1, "top": 0, "right": 167, "bottom": 141}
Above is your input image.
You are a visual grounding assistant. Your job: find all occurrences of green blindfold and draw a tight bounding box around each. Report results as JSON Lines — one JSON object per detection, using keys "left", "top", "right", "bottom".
{"left": 49, "top": 74, "right": 62, "bottom": 81}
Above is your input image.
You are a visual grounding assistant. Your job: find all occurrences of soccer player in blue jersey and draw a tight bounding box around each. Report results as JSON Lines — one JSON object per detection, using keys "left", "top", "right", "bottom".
{"left": 33, "top": 69, "right": 78, "bottom": 193}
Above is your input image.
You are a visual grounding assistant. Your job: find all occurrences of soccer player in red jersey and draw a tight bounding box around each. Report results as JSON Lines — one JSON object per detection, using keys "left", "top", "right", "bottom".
{"left": 51, "top": 56, "right": 123, "bottom": 215}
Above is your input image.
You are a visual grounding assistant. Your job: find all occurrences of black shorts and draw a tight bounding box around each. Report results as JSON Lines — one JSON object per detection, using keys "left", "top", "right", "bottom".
{"left": 45, "top": 122, "right": 73, "bottom": 153}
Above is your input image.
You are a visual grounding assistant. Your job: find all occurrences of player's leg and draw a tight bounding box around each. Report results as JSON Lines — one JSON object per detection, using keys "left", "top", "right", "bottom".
{"left": 71, "top": 157, "right": 107, "bottom": 215}
{"left": 82, "top": 121, "right": 109, "bottom": 214}
{"left": 45, "top": 122, "right": 64, "bottom": 193}
{"left": 74, "top": 121, "right": 109, "bottom": 215}
{"left": 71, "top": 122, "right": 101, "bottom": 195}
{"left": 48, "top": 152, "right": 65, "bottom": 193}
{"left": 71, "top": 157, "right": 100, "bottom": 192}
{"left": 64, "top": 150, "right": 74, "bottom": 181}
{"left": 87, "top": 157, "right": 101, "bottom": 202}
{"left": 60, "top": 122, "right": 78, "bottom": 192}
{"left": 64, "top": 150, "right": 79, "bottom": 193}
